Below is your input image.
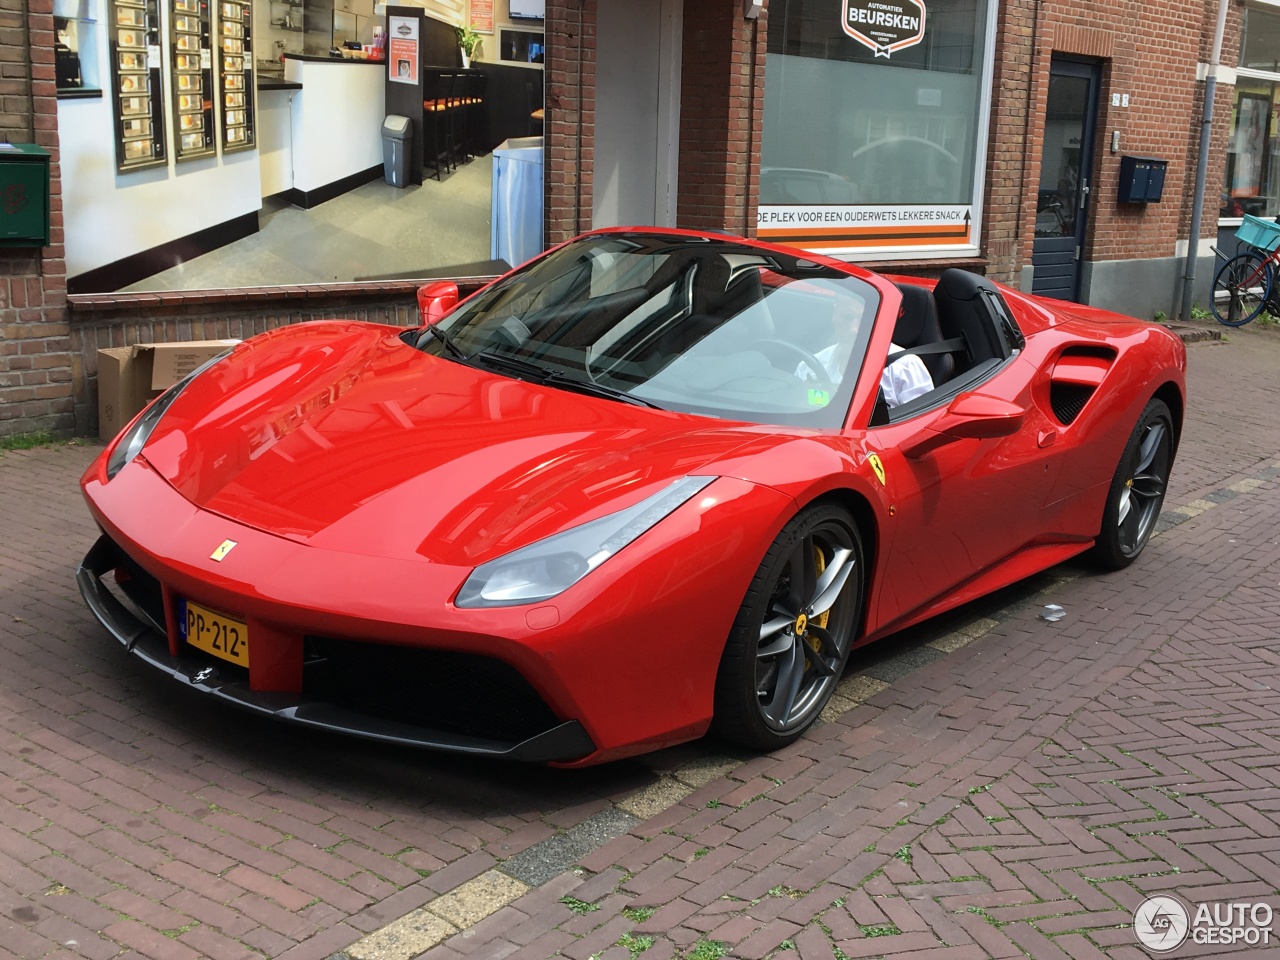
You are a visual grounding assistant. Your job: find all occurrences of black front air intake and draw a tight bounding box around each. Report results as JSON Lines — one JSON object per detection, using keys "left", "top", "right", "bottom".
{"left": 302, "top": 637, "right": 562, "bottom": 744}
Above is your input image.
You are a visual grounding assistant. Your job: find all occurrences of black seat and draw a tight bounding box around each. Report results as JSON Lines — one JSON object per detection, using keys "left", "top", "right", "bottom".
{"left": 654, "top": 257, "right": 770, "bottom": 358}
{"left": 932, "top": 268, "right": 1012, "bottom": 366}
{"left": 893, "top": 283, "right": 954, "bottom": 385}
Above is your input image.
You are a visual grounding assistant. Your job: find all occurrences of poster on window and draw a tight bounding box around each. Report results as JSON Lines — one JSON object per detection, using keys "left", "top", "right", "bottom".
{"left": 756, "top": 204, "right": 974, "bottom": 254}
{"left": 471, "top": 0, "right": 494, "bottom": 34}
{"left": 388, "top": 15, "right": 419, "bottom": 84}
{"left": 1231, "top": 93, "right": 1270, "bottom": 198}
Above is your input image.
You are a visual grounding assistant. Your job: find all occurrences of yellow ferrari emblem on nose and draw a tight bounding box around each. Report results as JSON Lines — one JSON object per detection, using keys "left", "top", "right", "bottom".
{"left": 210, "top": 540, "right": 238, "bottom": 562}
{"left": 795, "top": 613, "right": 808, "bottom": 636}
{"left": 868, "top": 453, "right": 886, "bottom": 486}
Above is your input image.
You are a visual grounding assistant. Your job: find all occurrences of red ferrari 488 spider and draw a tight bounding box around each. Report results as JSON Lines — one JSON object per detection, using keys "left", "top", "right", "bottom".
{"left": 79, "top": 229, "right": 1185, "bottom": 766}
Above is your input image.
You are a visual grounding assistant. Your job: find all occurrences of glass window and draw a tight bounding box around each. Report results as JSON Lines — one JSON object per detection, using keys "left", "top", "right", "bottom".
{"left": 1221, "top": 81, "right": 1278, "bottom": 218}
{"left": 56, "top": 16, "right": 101, "bottom": 92}
{"left": 758, "top": 0, "right": 994, "bottom": 259}
{"left": 414, "top": 234, "right": 881, "bottom": 428}
{"left": 1241, "top": 4, "right": 1280, "bottom": 72}
{"left": 1224, "top": 7, "right": 1280, "bottom": 219}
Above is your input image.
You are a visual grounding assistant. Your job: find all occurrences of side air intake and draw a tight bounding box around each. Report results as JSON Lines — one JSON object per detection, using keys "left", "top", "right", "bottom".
{"left": 1048, "top": 347, "right": 1115, "bottom": 425}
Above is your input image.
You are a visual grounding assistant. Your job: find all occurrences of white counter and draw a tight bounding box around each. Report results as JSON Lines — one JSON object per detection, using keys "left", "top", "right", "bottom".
{"left": 284, "top": 56, "right": 386, "bottom": 196}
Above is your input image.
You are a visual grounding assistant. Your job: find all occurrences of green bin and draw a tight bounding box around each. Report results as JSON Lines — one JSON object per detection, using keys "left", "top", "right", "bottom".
{"left": 0, "top": 144, "right": 51, "bottom": 247}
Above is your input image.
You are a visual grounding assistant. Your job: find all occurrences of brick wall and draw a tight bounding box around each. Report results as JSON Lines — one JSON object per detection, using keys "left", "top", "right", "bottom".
{"left": 677, "top": 1, "right": 767, "bottom": 236}
{"left": 544, "top": 0, "right": 597, "bottom": 246}
{"left": 985, "top": 0, "right": 1238, "bottom": 287}
{"left": 0, "top": 0, "right": 74, "bottom": 439}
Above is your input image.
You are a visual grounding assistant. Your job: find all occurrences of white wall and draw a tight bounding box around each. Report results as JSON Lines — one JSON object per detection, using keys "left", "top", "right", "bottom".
{"left": 58, "top": 97, "right": 263, "bottom": 280}
{"left": 284, "top": 58, "right": 384, "bottom": 192}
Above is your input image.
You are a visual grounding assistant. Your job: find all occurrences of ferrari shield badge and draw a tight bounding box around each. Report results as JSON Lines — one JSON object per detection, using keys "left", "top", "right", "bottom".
{"left": 841, "top": 0, "right": 927, "bottom": 59}
{"left": 867, "top": 453, "right": 887, "bottom": 486}
{"left": 210, "top": 539, "right": 238, "bottom": 562}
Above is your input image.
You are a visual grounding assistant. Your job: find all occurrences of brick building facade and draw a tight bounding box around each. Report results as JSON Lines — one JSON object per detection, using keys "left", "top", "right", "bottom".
{"left": 0, "top": 0, "right": 1251, "bottom": 437}
{"left": 0, "top": 0, "right": 74, "bottom": 437}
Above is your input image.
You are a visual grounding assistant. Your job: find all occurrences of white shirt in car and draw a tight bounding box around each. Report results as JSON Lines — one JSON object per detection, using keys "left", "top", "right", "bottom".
{"left": 879, "top": 344, "right": 935, "bottom": 407}
{"left": 803, "top": 343, "right": 934, "bottom": 407}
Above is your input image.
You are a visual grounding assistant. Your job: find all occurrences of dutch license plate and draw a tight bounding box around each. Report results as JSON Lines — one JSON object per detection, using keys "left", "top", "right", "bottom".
{"left": 181, "top": 599, "right": 250, "bottom": 667}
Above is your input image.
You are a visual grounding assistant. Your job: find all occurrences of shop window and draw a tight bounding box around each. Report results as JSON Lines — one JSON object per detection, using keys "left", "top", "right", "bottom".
{"left": 1223, "top": 6, "right": 1280, "bottom": 219}
{"left": 758, "top": 0, "right": 995, "bottom": 260}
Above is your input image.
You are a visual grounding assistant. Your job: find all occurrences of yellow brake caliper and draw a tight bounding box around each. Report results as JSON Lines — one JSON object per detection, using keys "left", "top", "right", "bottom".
{"left": 808, "top": 546, "right": 828, "bottom": 661}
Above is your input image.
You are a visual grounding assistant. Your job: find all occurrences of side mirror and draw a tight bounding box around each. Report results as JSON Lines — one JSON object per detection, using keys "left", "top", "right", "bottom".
{"left": 901, "top": 394, "right": 1025, "bottom": 459}
{"left": 416, "top": 281, "right": 459, "bottom": 326}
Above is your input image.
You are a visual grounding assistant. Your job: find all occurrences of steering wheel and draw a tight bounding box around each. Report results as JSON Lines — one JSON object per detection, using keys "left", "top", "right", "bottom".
{"left": 754, "top": 338, "right": 837, "bottom": 394}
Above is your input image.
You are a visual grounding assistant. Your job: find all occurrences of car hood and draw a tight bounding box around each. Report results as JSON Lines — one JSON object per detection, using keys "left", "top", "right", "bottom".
{"left": 139, "top": 322, "right": 766, "bottom": 565}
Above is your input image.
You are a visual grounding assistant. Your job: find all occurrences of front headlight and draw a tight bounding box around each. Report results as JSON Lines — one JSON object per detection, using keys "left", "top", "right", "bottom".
{"left": 455, "top": 475, "right": 716, "bottom": 607}
{"left": 106, "top": 350, "right": 231, "bottom": 480}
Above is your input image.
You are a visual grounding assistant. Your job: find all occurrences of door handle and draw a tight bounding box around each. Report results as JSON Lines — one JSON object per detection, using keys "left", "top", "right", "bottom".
{"left": 1038, "top": 428, "right": 1058, "bottom": 448}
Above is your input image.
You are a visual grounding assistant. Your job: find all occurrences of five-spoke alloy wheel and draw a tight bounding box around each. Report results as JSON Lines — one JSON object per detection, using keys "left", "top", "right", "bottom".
{"left": 713, "top": 504, "right": 864, "bottom": 749}
{"left": 1089, "top": 398, "right": 1175, "bottom": 570}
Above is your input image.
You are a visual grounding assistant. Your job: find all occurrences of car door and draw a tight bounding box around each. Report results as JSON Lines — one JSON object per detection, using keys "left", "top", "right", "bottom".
{"left": 862, "top": 354, "right": 1063, "bottom": 632}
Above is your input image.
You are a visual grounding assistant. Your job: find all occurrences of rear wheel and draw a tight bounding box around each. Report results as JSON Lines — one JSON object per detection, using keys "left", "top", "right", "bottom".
{"left": 712, "top": 505, "right": 864, "bottom": 750}
{"left": 1211, "top": 252, "right": 1271, "bottom": 326}
{"left": 1088, "top": 398, "right": 1174, "bottom": 571}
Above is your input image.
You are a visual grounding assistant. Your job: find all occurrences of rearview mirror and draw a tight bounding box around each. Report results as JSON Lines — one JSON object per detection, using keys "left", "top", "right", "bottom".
{"left": 901, "top": 394, "right": 1025, "bottom": 459}
{"left": 416, "top": 281, "right": 459, "bottom": 326}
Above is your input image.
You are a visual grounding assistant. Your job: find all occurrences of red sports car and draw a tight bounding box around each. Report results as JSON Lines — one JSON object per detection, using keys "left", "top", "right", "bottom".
{"left": 78, "top": 229, "right": 1185, "bottom": 766}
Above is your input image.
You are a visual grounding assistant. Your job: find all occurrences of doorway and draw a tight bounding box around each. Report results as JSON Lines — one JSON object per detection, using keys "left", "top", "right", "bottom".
{"left": 1032, "top": 58, "right": 1102, "bottom": 301}
{"left": 592, "top": 0, "right": 682, "bottom": 228}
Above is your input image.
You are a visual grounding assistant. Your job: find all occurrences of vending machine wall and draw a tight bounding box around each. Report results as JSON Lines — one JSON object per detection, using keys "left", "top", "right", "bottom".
{"left": 110, "top": 0, "right": 167, "bottom": 171}
{"left": 220, "top": 0, "right": 256, "bottom": 152}
{"left": 170, "top": 0, "right": 215, "bottom": 160}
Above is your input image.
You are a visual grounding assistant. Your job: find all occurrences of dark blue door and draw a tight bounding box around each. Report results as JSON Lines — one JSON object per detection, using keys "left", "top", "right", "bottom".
{"left": 1032, "top": 59, "right": 1101, "bottom": 301}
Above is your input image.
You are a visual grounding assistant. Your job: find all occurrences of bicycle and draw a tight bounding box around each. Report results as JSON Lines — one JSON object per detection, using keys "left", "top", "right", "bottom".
{"left": 1210, "top": 214, "right": 1280, "bottom": 326}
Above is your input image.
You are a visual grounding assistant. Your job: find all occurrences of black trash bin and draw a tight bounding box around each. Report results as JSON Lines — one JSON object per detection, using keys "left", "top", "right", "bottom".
{"left": 382, "top": 115, "right": 412, "bottom": 188}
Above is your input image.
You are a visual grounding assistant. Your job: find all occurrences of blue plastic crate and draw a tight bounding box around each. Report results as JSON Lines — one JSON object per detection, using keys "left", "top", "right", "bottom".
{"left": 1236, "top": 214, "right": 1280, "bottom": 252}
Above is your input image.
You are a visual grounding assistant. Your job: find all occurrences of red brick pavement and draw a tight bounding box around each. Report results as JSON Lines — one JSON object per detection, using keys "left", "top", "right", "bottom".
{"left": 0, "top": 331, "right": 1278, "bottom": 960}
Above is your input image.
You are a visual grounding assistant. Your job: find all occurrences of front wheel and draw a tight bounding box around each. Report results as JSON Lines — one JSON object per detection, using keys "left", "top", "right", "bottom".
{"left": 712, "top": 504, "right": 864, "bottom": 750}
{"left": 1088, "top": 398, "right": 1174, "bottom": 571}
{"left": 1211, "top": 252, "right": 1271, "bottom": 326}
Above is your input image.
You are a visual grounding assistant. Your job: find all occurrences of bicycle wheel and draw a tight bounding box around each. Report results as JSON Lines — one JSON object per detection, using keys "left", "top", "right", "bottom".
{"left": 1212, "top": 251, "right": 1272, "bottom": 326}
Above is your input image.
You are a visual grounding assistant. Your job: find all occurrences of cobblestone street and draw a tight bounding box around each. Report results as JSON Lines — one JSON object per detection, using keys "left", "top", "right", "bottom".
{"left": 1, "top": 326, "right": 1278, "bottom": 960}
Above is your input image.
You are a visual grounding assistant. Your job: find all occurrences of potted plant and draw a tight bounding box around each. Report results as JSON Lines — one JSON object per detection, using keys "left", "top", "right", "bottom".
{"left": 456, "top": 24, "right": 481, "bottom": 68}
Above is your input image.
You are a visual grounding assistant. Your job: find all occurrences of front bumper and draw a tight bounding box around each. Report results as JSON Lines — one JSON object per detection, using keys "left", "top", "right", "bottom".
{"left": 78, "top": 534, "right": 596, "bottom": 762}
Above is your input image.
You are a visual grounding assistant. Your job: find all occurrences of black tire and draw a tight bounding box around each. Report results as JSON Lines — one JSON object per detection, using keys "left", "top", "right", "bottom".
{"left": 1211, "top": 252, "right": 1271, "bottom": 327}
{"left": 712, "top": 504, "right": 864, "bottom": 750}
{"left": 1088, "top": 398, "right": 1174, "bottom": 571}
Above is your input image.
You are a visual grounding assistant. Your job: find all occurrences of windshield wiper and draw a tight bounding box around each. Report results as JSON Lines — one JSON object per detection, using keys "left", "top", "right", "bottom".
{"left": 473, "top": 350, "right": 664, "bottom": 410}
{"left": 423, "top": 323, "right": 469, "bottom": 361}
{"left": 540, "top": 371, "right": 665, "bottom": 410}
{"left": 471, "top": 349, "right": 551, "bottom": 381}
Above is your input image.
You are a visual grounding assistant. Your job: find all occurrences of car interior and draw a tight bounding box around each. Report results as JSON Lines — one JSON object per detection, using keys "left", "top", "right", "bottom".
{"left": 873, "top": 269, "right": 1025, "bottom": 425}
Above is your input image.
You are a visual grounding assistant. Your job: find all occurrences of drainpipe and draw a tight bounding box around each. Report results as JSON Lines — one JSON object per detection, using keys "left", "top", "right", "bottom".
{"left": 1180, "top": 0, "right": 1230, "bottom": 320}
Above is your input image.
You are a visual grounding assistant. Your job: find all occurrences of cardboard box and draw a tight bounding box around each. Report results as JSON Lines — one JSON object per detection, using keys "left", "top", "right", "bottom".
{"left": 98, "top": 340, "right": 238, "bottom": 441}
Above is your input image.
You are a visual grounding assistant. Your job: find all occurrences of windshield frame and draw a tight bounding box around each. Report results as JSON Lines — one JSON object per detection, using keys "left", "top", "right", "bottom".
{"left": 411, "top": 232, "right": 883, "bottom": 430}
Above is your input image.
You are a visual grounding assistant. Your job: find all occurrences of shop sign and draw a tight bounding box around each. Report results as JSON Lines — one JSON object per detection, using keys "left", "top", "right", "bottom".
{"left": 389, "top": 15, "right": 419, "bottom": 84}
{"left": 755, "top": 203, "right": 973, "bottom": 255}
{"left": 841, "top": 0, "right": 927, "bottom": 58}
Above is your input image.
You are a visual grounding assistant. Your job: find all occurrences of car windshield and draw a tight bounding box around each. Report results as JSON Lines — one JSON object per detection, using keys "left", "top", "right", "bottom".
{"left": 411, "top": 233, "right": 880, "bottom": 428}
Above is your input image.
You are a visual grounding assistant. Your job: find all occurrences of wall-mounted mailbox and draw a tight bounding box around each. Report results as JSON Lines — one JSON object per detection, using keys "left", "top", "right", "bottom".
{"left": 0, "top": 143, "right": 51, "bottom": 247}
{"left": 1117, "top": 155, "right": 1167, "bottom": 204}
